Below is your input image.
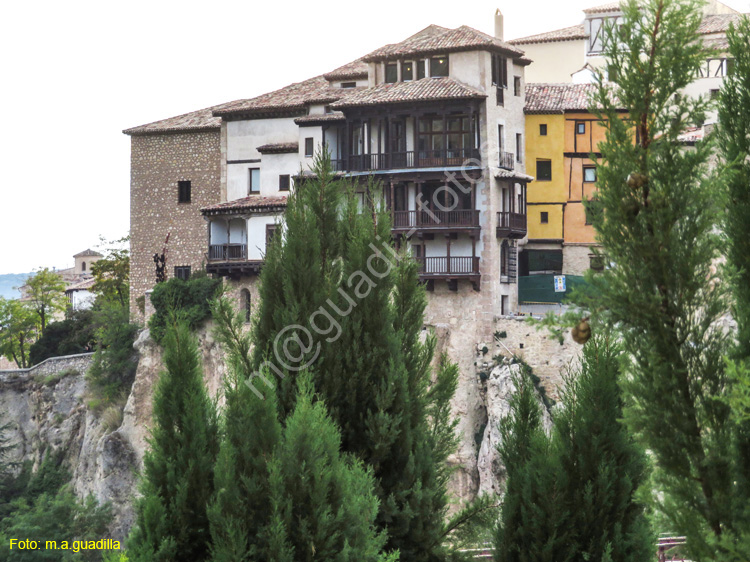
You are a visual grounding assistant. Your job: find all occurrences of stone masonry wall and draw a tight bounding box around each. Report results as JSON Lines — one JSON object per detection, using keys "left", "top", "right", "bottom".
{"left": 0, "top": 352, "right": 94, "bottom": 381}
{"left": 129, "top": 130, "right": 222, "bottom": 323}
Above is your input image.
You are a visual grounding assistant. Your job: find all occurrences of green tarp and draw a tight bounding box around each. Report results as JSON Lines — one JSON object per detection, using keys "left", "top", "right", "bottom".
{"left": 518, "top": 274, "right": 588, "bottom": 304}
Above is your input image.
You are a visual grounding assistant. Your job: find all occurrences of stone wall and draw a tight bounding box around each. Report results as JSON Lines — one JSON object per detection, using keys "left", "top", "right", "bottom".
{"left": 129, "top": 130, "right": 222, "bottom": 323}
{"left": 0, "top": 352, "right": 94, "bottom": 381}
{"left": 563, "top": 243, "right": 599, "bottom": 276}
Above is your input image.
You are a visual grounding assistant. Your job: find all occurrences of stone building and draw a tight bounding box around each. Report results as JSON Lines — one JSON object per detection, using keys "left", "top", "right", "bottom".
{"left": 126, "top": 16, "right": 532, "bottom": 331}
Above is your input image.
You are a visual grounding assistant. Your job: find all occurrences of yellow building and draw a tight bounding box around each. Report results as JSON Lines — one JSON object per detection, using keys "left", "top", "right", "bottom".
{"left": 523, "top": 83, "right": 606, "bottom": 277}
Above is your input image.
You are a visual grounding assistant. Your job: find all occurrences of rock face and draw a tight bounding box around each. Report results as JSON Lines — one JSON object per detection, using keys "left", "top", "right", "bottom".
{"left": 1, "top": 316, "right": 579, "bottom": 540}
{"left": 476, "top": 363, "right": 553, "bottom": 497}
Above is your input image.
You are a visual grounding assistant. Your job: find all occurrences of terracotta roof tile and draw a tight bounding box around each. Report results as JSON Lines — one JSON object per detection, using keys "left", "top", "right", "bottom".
{"left": 698, "top": 13, "right": 747, "bottom": 35}
{"left": 331, "top": 77, "right": 486, "bottom": 109}
{"left": 323, "top": 59, "right": 369, "bottom": 81}
{"left": 524, "top": 83, "right": 598, "bottom": 113}
{"left": 66, "top": 278, "right": 97, "bottom": 292}
{"left": 73, "top": 249, "right": 103, "bottom": 258}
{"left": 294, "top": 112, "right": 346, "bottom": 125}
{"left": 201, "top": 195, "right": 288, "bottom": 215}
{"left": 257, "top": 142, "right": 298, "bottom": 154}
{"left": 363, "top": 24, "right": 526, "bottom": 61}
{"left": 582, "top": 1, "right": 621, "bottom": 14}
{"left": 508, "top": 24, "right": 587, "bottom": 45}
{"left": 123, "top": 105, "right": 226, "bottom": 136}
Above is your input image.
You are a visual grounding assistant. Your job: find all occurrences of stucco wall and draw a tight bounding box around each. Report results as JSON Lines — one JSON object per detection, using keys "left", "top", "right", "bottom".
{"left": 518, "top": 40, "right": 585, "bottom": 83}
{"left": 129, "top": 130, "right": 222, "bottom": 323}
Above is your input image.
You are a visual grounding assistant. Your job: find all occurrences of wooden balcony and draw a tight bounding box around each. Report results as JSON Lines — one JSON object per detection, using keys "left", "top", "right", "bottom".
{"left": 332, "top": 148, "right": 480, "bottom": 173}
{"left": 496, "top": 212, "right": 527, "bottom": 239}
{"left": 392, "top": 209, "right": 480, "bottom": 231}
{"left": 206, "top": 244, "right": 263, "bottom": 278}
{"left": 499, "top": 151, "right": 515, "bottom": 171}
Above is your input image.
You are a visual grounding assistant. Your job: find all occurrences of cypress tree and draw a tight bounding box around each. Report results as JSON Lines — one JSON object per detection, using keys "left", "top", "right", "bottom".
{"left": 494, "top": 369, "right": 569, "bottom": 562}
{"left": 586, "top": 0, "right": 735, "bottom": 557}
{"left": 208, "top": 297, "right": 282, "bottom": 561}
{"left": 716, "top": 17, "right": 750, "bottom": 560}
{"left": 127, "top": 319, "right": 219, "bottom": 561}
{"left": 250, "top": 153, "right": 463, "bottom": 559}
{"left": 553, "top": 337, "right": 652, "bottom": 562}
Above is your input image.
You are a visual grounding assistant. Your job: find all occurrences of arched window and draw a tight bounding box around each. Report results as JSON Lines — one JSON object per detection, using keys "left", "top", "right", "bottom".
{"left": 81, "top": 261, "right": 86, "bottom": 272}
{"left": 241, "top": 289, "right": 251, "bottom": 323}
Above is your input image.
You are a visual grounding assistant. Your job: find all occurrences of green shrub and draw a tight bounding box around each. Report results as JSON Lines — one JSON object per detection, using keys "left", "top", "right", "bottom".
{"left": 148, "top": 275, "right": 221, "bottom": 343}
{"left": 29, "top": 309, "right": 96, "bottom": 365}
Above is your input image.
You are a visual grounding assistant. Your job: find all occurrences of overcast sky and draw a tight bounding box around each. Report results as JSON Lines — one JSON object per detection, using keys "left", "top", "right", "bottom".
{"left": 1, "top": 0, "right": 748, "bottom": 275}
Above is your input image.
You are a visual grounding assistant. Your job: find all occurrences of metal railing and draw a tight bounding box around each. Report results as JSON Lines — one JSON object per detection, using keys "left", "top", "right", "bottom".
{"left": 414, "top": 256, "right": 480, "bottom": 275}
{"left": 208, "top": 244, "right": 247, "bottom": 261}
{"left": 331, "top": 147, "right": 480, "bottom": 172}
{"left": 499, "top": 151, "right": 515, "bottom": 170}
{"left": 392, "top": 209, "right": 480, "bottom": 229}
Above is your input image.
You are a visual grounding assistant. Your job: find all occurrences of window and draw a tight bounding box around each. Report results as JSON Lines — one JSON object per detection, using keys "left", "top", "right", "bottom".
{"left": 385, "top": 63, "right": 398, "bottom": 83}
{"left": 589, "top": 255, "right": 605, "bottom": 272}
{"left": 445, "top": 115, "right": 475, "bottom": 157}
{"left": 430, "top": 56, "right": 448, "bottom": 77}
{"left": 402, "top": 61, "right": 414, "bottom": 81}
{"left": 417, "top": 60, "right": 426, "bottom": 79}
{"left": 583, "top": 166, "right": 597, "bottom": 182}
{"left": 514, "top": 76, "right": 521, "bottom": 96}
{"left": 241, "top": 289, "right": 252, "bottom": 323}
{"left": 540, "top": 211, "right": 549, "bottom": 224}
{"left": 539, "top": 124, "right": 547, "bottom": 136}
{"left": 248, "top": 168, "right": 260, "bottom": 194}
{"left": 536, "top": 160, "right": 552, "bottom": 181}
{"left": 516, "top": 133, "right": 522, "bottom": 163}
{"left": 710, "top": 88, "right": 720, "bottom": 100}
{"left": 266, "top": 224, "right": 277, "bottom": 249}
{"left": 279, "top": 174, "right": 291, "bottom": 191}
{"left": 178, "top": 180, "right": 191, "bottom": 203}
{"left": 304, "top": 137, "right": 314, "bottom": 157}
{"left": 341, "top": 81, "right": 356, "bottom": 88}
{"left": 491, "top": 54, "right": 508, "bottom": 87}
{"left": 498, "top": 125, "right": 504, "bottom": 151}
{"left": 576, "top": 121, "right": 586, "bottom": 135}
{"left": 81, "top": 261, "right": 86, "bottom": 272}
{"left": 174, "top": 266, "right": 191, "bottom": 280}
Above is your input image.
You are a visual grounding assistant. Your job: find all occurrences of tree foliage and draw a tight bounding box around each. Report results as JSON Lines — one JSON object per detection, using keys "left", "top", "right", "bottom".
{"left": 0, "top": 298, "right": 39, "bottom": 368}
{"left": 29, "top": 309, "right": 96, "bottom": 365}
{"left": 148, "top": 274, "right": 222, "bottom": 343}
{"left": 582, "top": 0, "right": 743, "bottom": 558}
{"left": 127, "top": 320, "right": 218, "bottom": 561}
{"left": 91, "top": 237, "right": 130, "bottom": 308}
{"left": 25, "top": 268, "right": 67, "bottom": 334}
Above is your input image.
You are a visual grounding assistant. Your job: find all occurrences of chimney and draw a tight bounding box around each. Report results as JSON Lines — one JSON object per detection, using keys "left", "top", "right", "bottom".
{"left": 495, "top": 8, "right": 504, "bottom": 41}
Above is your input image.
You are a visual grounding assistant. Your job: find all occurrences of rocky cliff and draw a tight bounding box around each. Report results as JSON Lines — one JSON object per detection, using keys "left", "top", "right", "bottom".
{"left": 0, "top": 317, "right": 579, "bottom": 540}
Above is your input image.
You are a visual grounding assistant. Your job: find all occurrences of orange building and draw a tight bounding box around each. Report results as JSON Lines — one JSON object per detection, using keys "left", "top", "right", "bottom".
{"left": 523, "top": 83, "right": 610, "bottom": 277}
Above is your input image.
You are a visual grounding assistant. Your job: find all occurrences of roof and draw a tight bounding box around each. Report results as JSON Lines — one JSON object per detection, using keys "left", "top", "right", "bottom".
{"left": 508, "top": 24, "right": 587, "bottom": 45}
{"left": 257, "top": 142, "right": 299, "bottom": 154}
{"left": 201, "top": 195, "right": 288, "bottom": 216}
{"left": 331, "top": 77, "right": 486, "bottom": 109}
{"left": 212, "top": 76, "right": 350, "bottom": 118}
{"left": 698, "top": 13, "right": 747, "bottom": 35}
{"left": 123, "top": 105, "right": 225, "bottom": 136}
{"left": 511, "top": 12, "right": 747, "bottom": 46}
{"left": 363, "top": 24, "right": 527, "bottom": 62}
{"left": 495, "top": 169, "right": 535, "bottom": 182}
{"left": 65, "top": 278, "right": 96, "bottom": 292}
{"left": 582, "top": 1, "right": 621, "bottom": 14}
{"left": 73, "top": 249, "right": 103, "bottom": 258}
{"left": 323, "top": 59, "right": 369, "bottom": 81}
{"left": 294, "top": 112, "right": 347, "bottom": 126}
{"left": 524, "top": 83, "right": 598, "bottom": 113}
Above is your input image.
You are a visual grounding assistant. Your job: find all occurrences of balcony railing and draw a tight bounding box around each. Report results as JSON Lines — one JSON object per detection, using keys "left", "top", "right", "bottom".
{"left": 414, "top": 256, "right": 480, "bottom": 276}
{"left": 392, "top": 209, "right": 480, "bottom": 229}
{"left": 332, "top": 148, "right": 480, "bottom": 172}
{"left": 496, "top": 212, "right": 527, "bottom": 239}
{"left": 499, "top": 151, "right": 514, "bottom": 171}
{"left": 208, "top": 244, "right": 247, "bottom": 261}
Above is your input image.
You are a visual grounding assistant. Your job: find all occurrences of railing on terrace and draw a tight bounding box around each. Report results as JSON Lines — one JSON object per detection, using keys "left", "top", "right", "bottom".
{"left": 392, "top": 209, "right": 480, "bottom": 229}
{"left": 499, "top": 151, "right": 515, "bottom": 170}
{"left": 496, "top": 212, "right": 527, "bottom": 239}
{"left": 414, "top": 256, "right": 480, "bottom": 276}
{"left": 331, "top": 147, "right": 480, "bottom": 172}
{"left": 208, "top": 244, "right": 247, "bottom": 261}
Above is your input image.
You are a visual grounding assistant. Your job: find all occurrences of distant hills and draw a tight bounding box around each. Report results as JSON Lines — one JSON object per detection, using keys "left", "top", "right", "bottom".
{"left": 0, "top": 273, "right": 31, "bottom": 300}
